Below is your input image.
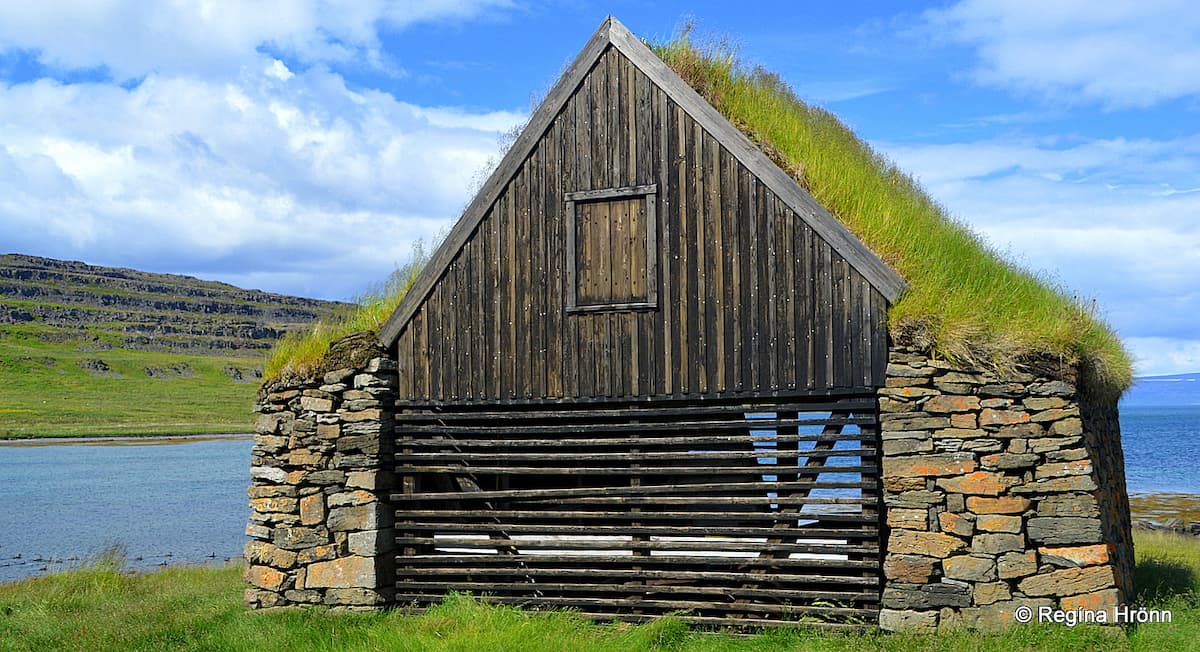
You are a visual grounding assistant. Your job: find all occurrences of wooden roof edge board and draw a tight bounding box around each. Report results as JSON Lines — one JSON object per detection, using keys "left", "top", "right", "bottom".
{"left": 604, "top": 19, "right": 907, "bottom": 302}
{"left": 377, "top": 17, "right": 617, "bottom": 346}
{"left": 379, "top": 16, "right": 907, "bottom": 347}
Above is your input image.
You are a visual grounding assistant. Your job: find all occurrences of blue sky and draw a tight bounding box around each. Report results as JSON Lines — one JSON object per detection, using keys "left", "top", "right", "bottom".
{"left": 1, "top": 1, "right": 1197, "bottom": 376}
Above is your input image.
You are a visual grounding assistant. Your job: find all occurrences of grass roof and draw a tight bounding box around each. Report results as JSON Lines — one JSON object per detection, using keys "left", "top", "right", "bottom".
{"left": 653, "top": 31, "right": 1131, "bottom": 396}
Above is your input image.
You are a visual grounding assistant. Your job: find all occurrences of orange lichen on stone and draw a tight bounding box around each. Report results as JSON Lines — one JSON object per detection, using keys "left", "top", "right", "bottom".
{"left": 937, "top": 471, "right": 1019, "bottom": 496}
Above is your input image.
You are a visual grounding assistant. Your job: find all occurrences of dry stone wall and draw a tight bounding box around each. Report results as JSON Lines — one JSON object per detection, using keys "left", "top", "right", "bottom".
{"left": 244, "top": 343, "right": 397, "bottom": 609}
{"left": 877, "top": 346, "right": 1134, "bottom": 630}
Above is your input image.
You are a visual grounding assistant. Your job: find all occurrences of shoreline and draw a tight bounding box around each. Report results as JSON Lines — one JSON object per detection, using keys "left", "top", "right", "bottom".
{"left": 0, "top": 432, "right": 253, "bottom": 446}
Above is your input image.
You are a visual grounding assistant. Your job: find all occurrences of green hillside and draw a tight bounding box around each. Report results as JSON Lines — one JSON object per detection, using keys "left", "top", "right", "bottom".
{"left": 0, "top": 254, "right": 346, "bottom": 438}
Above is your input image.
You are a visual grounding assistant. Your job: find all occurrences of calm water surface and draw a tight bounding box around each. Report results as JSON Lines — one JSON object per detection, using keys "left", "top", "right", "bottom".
{"left": 0, "top": 405, "right": 1196, "bottom": 583}
{"left": 0, "top": 436, "right": 252, "bottom": 583}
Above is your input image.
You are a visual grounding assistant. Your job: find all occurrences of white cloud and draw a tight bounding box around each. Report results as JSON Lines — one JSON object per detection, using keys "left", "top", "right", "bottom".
{"left": 876, "top": 134, "right": 1200, "bottom": 361}
{"left": 0, "top": 57, "right": 524, "bottom": 300}
{"left": 1127, "top": 338, "right": 1200, "bottom": 376}
{"left": 926, "top": 0, "right": 1200, "bottom": 108}
{"left": 0, "top": 1, "right": 515, "bottom": 80}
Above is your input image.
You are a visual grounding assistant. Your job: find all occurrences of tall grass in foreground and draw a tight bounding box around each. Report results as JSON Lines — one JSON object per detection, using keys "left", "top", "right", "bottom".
{"left": 264, "top": 242, "right": 431, "bottom": 383}
{"left": 653, "top": 30, "right": 1132, "bottom": 395}
{"left": 2, "top": 530, "right": 1197, "bottom": 651}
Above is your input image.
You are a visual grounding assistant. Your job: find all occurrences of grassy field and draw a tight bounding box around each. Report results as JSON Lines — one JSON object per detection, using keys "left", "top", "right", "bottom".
{"left": 1, "top": 531, "right": 1196, "bottom": 651}
{"left": 0, "top": 324, "right": 259, "bottom": 438}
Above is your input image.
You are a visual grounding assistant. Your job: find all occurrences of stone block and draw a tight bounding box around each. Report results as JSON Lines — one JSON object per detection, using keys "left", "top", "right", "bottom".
{"left": 245, "top": 565, "right": 287, "bottom": 591}
{"left": 306, "top": 556, "right": 376, "bottom": 588}
{"left": 1027, "top": 517, "right": 1102, "bottom": 545}
{"left": 884, "top": 438, "right": 934, "bottom": 455}
{"left": 879, "top": 609, "right": 938, "bottom": 631}
{"left": 979, "top": 384, "right": 1023, "bottom": 398}
{"left": 250, "top": 466, "right": 287, "bottom": 484}
{"left": 244, "top": 588, "right": 284, "bottom": 608}
{"left": 971, "top": 533, "right": 1024, "bottom": 555}
{"left": 1050, "top": 418, "right": 1084, "bottom": 436}
{"left": 349, "top": 529, "right": 395, "bottom": 556}
{"left": 936, "top": 471, "right": 1019, "bottom": 496}
{"left": 248, "top": 485, "right": 298, "bottom": 499}
{"left": 1017, "top": 566, "right": 1115, "bottom": 597}
{"left": 943, "top": 555, "right": 997, "bottom": 582}
{"left": 325, "top": 588, "right": 387, "bottom": 606}
{"left": 274, "top": 526, "right": 329, "bottom": 550}
{"left": 973, "top": 582, "right": 1011, "bottom": 605}
{"left": 884, "top": 554, "right": 937, "bottom": 583}
{"left": 284, "top": 589, "right": 322, "bottom": 604}
{"left": 889, "top": 530, "right": 966, "bottom": 558}
{"left": 297, "top": 544, "right": 340, "bottom": 564}
{"left": 994, "top": 423, "right": 1045, "bottom": 438}
{"left": 1038, "top": 544, "right": 1112, "bottom": 568}
{"left": 962, "top": 438, "right": 1003, "bottom": 453}
{"left": 300, "top": 493, "right": 325, "bottom": 526}
{"left": 323, "top": 367, "right": 356, "bottom": 384}
{"left": 1024, "top": 397, "right": 1068, "bottom": 410}
{"left": 885, "top": 490, "right": 944, "bottom": 508}
{"left": 950, "top": 413, "right": 978, "bottom": 428}
{"left": 1028, "top": 436, "right": 1081, "bottom": 453}
{"left": 1030, "top": 407, "right": 1080, "bottom": 423}
{"left": 1045, "top": 448, "right": 1088, "bottom": 462}
{"left": 328, "top": 505, "right": 380, "bottom": 532}
{"left": 887, "top": 363, "right": 935, "bottom": 377}
{"left": 887, "top": 508, "right": 928, "bottom": 530}
{"left": 329, "top": 490, "right": 375, "bottom": 508}
{"left": 317, "top": 423, "right": 341, "bottom": 439}
{"left": 1035, "top": 459, "right": 1092, "bottom": 479}
{"left": 346, "top": 471, "right": 380, "bottom": 490}
{"left": 245, "top": 523, "right": 271, "bottom": 540}
{"left": 924, "top": 395, "right": 980, "bottom": 413}
{"left": 340, "top": 408, "right": 382, "bottom": 423}
{"left": 979, "top": 453, "right": 1040, "bottom": 470}
{"left": 306, "top": 470, "right": 347, "bottom": 485}
{"left": 879, "top": 387, "right": 940, "bottom": 399}
{"left": 998, "top": 551, "right": 1038, "bottom": 579}
{"left": 299, "top": 396, "right": 334, "bottom": 412}
{"left": 245, "top": 540, "right": 298, "bottom": 569}
{"left": 938, "top": 511, "right": 974, "bottom": 537}
{"left": 884, "top": 453, "right": 977, "bottom": 477}
{"left": 336, "top": 435, "right": 380, "bottom": 455}
{"left": 884, "top": 476, "right": 928, "bottom": 493}
{"left": 250, "top": 496, "right": 298, "bottom": 514}
{"left": 365, "top": 357, "right": 398, "bottom": 373}
{"left": 1036, "top": 494, "right": 1099, "bottom": 517}
{"left": 966, "top": 496, "right": 1030, "bottom": 514}
{"left": 933, "top": 428, "right": 987, "bottom": 438}
{"left": 1028, "top": 380, "right": 1074, "bottom": 397}
{"left": 883, "top": 582, "right": 971, "bottom": 609}
{"left": 976, "top": 514, "right": 1022, "bottom": 533}
{"left": 288, "top": 449, "right": 324, "bottom": 467}
{"left": 980, "top": 409, "right": 1030, "bottom": 428}
{"left": 1060, "top": 589, "right": 1121, "bottom": 615}
{"left": 1012, "top": 476, "right": 1097, "bottom": 494}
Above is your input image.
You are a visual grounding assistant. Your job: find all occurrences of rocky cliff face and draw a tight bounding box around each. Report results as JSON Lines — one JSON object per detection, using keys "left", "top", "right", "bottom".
{"left": 0, "top": 254, "right": 348, "bottom": 355}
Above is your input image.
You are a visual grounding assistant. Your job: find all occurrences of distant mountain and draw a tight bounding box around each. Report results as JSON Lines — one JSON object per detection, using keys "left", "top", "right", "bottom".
{"left": 1121, "top": 372, "right": 1200, "bottom": 407}
{"left": 0, "top": 253, "right": 349, "bottom": 438}
{"left": 1, "top": 253, "right": 348, "bottom": 355}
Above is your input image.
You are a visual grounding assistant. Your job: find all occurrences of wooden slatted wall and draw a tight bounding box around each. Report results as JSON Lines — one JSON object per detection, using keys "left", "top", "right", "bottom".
{"left": 393, "top": 394, "right": 882, "bottom": 628}
{"left": 392, "top": 45, "right": 889, "bottom": 404}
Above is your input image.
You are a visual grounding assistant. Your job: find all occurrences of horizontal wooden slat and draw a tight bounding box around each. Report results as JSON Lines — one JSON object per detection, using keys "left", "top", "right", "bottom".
{"left": 396, "top": 416, "right": 874, "bottom": 435}
{"left": 394, "top": 593, "right": 876, "bottom": 618}
{"left": 396, "top": 509, "right": 872, "bottom": 524}
{"left": 395, "top": 566, "right": 879, "bottom": 585}
{"left": 396, "top": 464, "right": 875, "bottom": 475}
{"left": 395, "top": 398, "right": 875, "bottom": 422}
{"left": 394, "top": 537, "right": 879, "bottom": 555}
{"left": 393, "top": 580, "right": 879, "bottom": 603}
{"left": 394, "top": 523, "right": 879, "bottom": 538}
{"left": 397, "top": 432, "right": 873, "bottom": 448}
{"left": 391, "top": 480, "right": 874, "bottom": 503}
{"left": 395, "top": 448, "right": 874, "bottom": 463}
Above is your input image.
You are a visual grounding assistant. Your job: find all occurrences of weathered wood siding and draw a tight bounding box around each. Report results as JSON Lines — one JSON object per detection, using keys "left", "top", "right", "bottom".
{"left": 394, "top": 45, "right": 888, "bottom": 404}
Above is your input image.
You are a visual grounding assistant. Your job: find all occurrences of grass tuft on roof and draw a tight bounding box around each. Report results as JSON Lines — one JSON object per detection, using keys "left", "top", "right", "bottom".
{"left": 653, "top": 28, "right": 1132, "bottom": 396}
{"left": 263, "top": 243, "right": 429, "bottom": 384}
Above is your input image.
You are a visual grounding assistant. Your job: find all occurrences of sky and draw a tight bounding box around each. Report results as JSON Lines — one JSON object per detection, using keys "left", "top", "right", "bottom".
{"left": 1, "top": 1, "right": 1197, "bottom": 376}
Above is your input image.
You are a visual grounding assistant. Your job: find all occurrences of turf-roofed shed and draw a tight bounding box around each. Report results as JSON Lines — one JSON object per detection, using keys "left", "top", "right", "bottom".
{"left": 246, "top": 17, "right": 1135, "bottom": 631}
